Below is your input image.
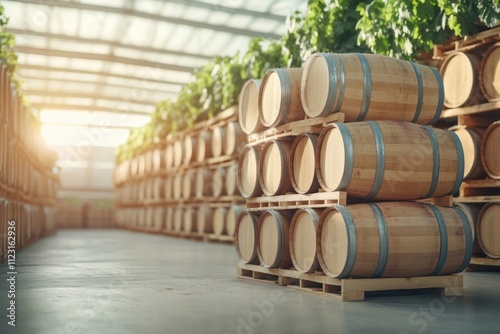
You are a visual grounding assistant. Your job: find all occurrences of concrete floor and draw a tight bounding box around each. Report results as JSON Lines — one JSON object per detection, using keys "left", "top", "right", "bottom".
{"left": 1, "top": 230, "right": 499, "bottom": 334}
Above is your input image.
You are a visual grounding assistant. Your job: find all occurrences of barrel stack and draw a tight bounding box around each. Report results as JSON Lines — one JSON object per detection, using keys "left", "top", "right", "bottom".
{"left": 114, "top": 107, "right": 245, "bottom": 243}
{"left": 235, "top": 52, "right": 470, "bottom": 300}
{"left": 435, "top": 26, "right": 500, "bottom": 269}
{"left": 0, "top": 65, "right": 59, "bottom": 262}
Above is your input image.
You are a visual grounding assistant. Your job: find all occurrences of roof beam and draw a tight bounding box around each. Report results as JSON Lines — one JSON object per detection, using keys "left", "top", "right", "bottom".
{"left": 7, "top": 28, "right": 214, "bottom": 61}
{"left": 5, "top": 0, "right": 282, "bottom": 39}
{"left": 18, "top": 64, "right": 189, "bottom": 86}
{"left": 164, "top": 0, "right": 286, "bottom": 21}
{"left": 20, "top": 75, "right": 179, "bottom": 95}
{"left": 24, "top": 89, "right": 159, "bottom": 106}
{"left": 42, "top": 122, "right": 140, "bottom": 130}
{"left": 30, "top": 103, "right": 152, "bottom": 116}
{"left": 14, "top": 46, "right": 194, "bottom": 73}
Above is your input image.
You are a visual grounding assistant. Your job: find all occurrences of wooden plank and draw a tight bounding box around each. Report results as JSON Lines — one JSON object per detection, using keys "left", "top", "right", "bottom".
{"left": 245, "top": 192, "right": 347, "bottom": 210}
{"left": 454, "top": 196, "right": 500, "bottom": 203}
{"left": 236, "top": 263, "right": 463, "bottom": 302}
{"left": 469, "top": 256, "right": 500, "bottom": 266}
{"left": 441, "top": 101, "right": 500, "bottom": 119}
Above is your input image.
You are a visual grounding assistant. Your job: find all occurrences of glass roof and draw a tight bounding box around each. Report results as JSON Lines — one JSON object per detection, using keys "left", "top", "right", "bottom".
{"left": 3, "top": 0, "right": 307, "bottom": 146}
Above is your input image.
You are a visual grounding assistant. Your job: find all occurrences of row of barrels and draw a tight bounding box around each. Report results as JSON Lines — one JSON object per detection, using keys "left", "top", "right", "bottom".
{"left": 440, "top": 43, "right": 500, "bottom": 108}
{"left": 115, "top": 164, "right": 239, "bottom": 204}
{"left": 235, "top": 202, "right": 489, "bottom": 278}
{"left": 0, "top": 199, "right": 57, "bottom": 260}
{"left": 238, "top": 120, "right": 464, "bottom": 201}
{"left": 238, "top": 53, "right": 445, "bottom": 135}
{"left": 114, "top": 121, "right": 246, "bottom": 185}
{"left": 115, "top": 205, "right": 244, "bottom": 237}
{"left": 451, "top": 121, "right": 500, "bottom": 180}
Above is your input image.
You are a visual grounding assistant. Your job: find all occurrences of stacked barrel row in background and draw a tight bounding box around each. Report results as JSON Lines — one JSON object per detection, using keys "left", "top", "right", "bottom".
{"left": 234, "top": 52, "right": 475, "bottom": 280}
{"left": 0, "top": 65, "right": 59, "bottom": 262}
{"left": 114, "top": 107, "right": 246, "bottom": 242}
{"left": 435, "top": 26, "right": 500, "bottom": 265}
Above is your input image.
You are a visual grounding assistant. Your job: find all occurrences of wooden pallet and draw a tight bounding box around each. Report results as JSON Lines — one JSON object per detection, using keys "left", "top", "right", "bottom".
{"left": 459, "top": 178, "right": 500, "bottom": 198}
{"left": 206, "top": 234, "right": 234, "bottom": 244}
{"left": 441, "top": 101, "right": 500, "bottom": 120}
{"left": 247, "top": 113, "right": 344, "bottom": 145}
{"left": 245, "top": 192, "right": 347, "bottom": 210}
{"left": 116, "top": 195, "right": 246, "bottom": 208}
{"left": 237, "top": 263, "right": 463, "bottom": 302}
{"left": 467, "top": 256, "right": 500, "bottom": 271}
{"left": 433, "top": 26, "right": 500, "bottom": 59}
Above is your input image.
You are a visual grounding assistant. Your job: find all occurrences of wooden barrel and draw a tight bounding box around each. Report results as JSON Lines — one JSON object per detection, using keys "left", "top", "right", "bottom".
{"left": 454, "top": 202, "right": 484, "bottom": 256}
{"left": 290, "top": 133, "right": 320, "bottom": 194}
{"left": 257, "top": 209, "right": 294, "bottom": 268}
{"left": 146, "top": 207, "right": 154, "bottom": 227}
{"left": 259, "top": 68, "right": 305, "bottom": 128}
{"left": 226, "top": 205, "right": 244, "bottom": 237}
{"left": 172, "top": 208, "right": 183, "bottom": 232}
{"left": 137, "top": 153, "right": 146, "bottom": 177}
{"left": 165, "top": 144, "right": 174, "bottom": 170}
{"left": 152, "top": 148, "right": 164, "bottom": 173}
{"left": 130, "top": 156, "right": 139, "bottom": 178}
{"left": 211, "top": 127, "right": 225, "bottom": 158}
{"left": 450, "top": 126, "right": 486, "bottom": 180}
{"left": 235, "top": 211, "right": 260, "bottom": 264}
{"left": 301, "top": 53, "right": 444, "bottom": 123}
{"left": 173, "top": 140, "right": 183, "bottom": 168}
{"left": 481, "top": 121, "right": 500, "bottom": 179}
{"left": 477, "top": 202, "right": 500, "bottom": 258}
{"left": 479, "top": 43, "right": 500, "bottom": 101}
{"left": 212, "top": 167, "right": 226, "bottom": 197}
{"left": 164, "top": 176, "right": 173, "bottom": 199}
{"left": 182, "top": 172, "right": 195, "bottom": 199}
{"left": 316, "top": 121, "right": 464, "bottom": 200}
{"left": 441, "top": 52, "right": 485, "bottom": 108}
{"left": 183, "top": 135, "right": 196, "bottom": 165}
{"left": 195, "top": 168, "right": 212, "bottom": 198}
{"left": 144, "top": 150, "right": 154, "bottom": 175}
{"left": 183, "top": 207, "right": 196, "bottom": 233}
{"left": 165, "top": 208, "right": 174, "bottom": 231}
{"left": 289, "top": 208, "right": 322, "bottom": 273}
{"left": 212, "top": 207, "right": 228, "bottom": 236}
{"left": 225, "top": 164, "right": 238, "bottom": 196}
{"left": 153, "top": 207, "right": 164, "bottom": 230}
{"left": 224, "top": 121, "right": 246, "bottom": 156}
{"left": 237, "top": 145, "right": 262, "bottom": 198}
{"left": 239, "top": 79, "right": 265, "bottom": 134}
{"left": 197, "top": 206, "right": 213, "bottom": 234}
{"left": 196, "top": 130, "right": 212, "bottom": 162}
{"left": 317, "top": 202, "right": 473, "bottom": 278}
{"left": 153, "top": 177, "right": 165, "bottom": 199}
{"left": 172, "top": 174, "right": 183, "bottom": 199}
{"left": 258, "top": 139, "right": 294, "bottom": 196}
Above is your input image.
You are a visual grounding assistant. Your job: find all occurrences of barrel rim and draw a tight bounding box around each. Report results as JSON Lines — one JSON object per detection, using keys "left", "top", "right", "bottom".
{"left": 476, "top": 201, "right": 500, "bottom": 258}
{"left": 258, "top": 68, "right": 290, "bottom": 128}
{"left": 238, "top": 78, "right": 263, "bottom": 134}
{"left": 237, "top": 144, "right": 262, "bottom": 198}
{"left": 301, "top": 53, "right": 332, "bottom": 118}
{"left": 258, "top": 139, "right": 289, "bottom": 196}
{"left": 256, "top": 209, "right": 286, "bottom": 268}
{"left": 480, "top": 121, "right": 500, "bottom": 179}
{"left": 235, "top": 210, "right": 258, "bottom": 264}
{"left": 289, "top": 208, "right": 320, "bottom": 273}
{"left": 289, "top": 133, "right": 319, "bottom": 194}
{"left": 478, "top": 42, "right": 500, "bottom": 102}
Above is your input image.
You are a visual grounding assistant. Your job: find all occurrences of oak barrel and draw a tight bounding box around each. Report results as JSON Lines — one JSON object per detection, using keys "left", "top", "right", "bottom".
{"left": 317, "top": 202, "right": 473, "bottom": 278}
{"left": 165, "top": 208, "right": 174, "bottom": 231}
{"left": 182, "top": 172, "right": 195, "bottom": 200}
{"left": 454, "top": 202, "right": 484, "bottom": 256}
{"left": 211, "top": 126, "right": 225, "bottom": 158}
{"left": 237, "top": 145, "right": 263, "bottom": 198}
{"left": 290, "top": 133, "right": 320, "bottom": 194}
{"left": 212, "top": 167, "right": 226, "bottom": 197}
{"left": 259, "top": 68, "right": 305, "bottom": 128}
{"left": 258, "top": 139, "right": 294, "bottom": 196}
{"left": 225, "top": 164, "right": 238, "bottom": 196}
{"left": 477, "top": 202, "right": 500, "bottom": 258}
{"left": 213, "top": 207, "right": 228, "bottom": 236}
{"left": 316, "top": 121, "right": 464, "bottom": 200}
{"left": 481, "top": 121, "right": 500, "bottom": 179}
{"left": 257, "top": 209, "right": 294, "bottom": 268}
{"left": 226, "top": 205, "right": 244, "bottom": 237}
{"left": 235, "top": 211, "right": 260, "bottom": 264}
{"left": 172, "top": 174, "right": 183, "bottom": 199}
{"left": 173, "top": 140, "right": 183, "bottom": 168}
{"left": 450, "top": 126, "right": 486, "bottom": 180}
{"left": 301, "top": 53, "right": 443, "bottom": 123}
{"left": 195, "top": 168, "right": 212, "bottom": 198}
{"left": 165, "top": 144, "right": 174, "bottom": 170}
{"left": 441, "top": 52, "right": 485, "bottom": 108}
{"left": 479, "top": 43, "right": 500, "bottom": 101}
{"left": 197, "top": 206, "right": 213, "bottom": 234}
{"left": 183, "top": 135, "right": 196, "bottom": 165}
{"left": 224, "top": 121, "right": 246, "bottom": 156}
{"left": 289, "top": 208, "right": 322, "bottom": 273}
{"left": 183, "top": 207, "right": 196, "bottom": 233}
{"left": 197, "top": 130, "right": 212, "bottom": 162}
{"left": 239, "top": 79, "right": 265, "bottom": 134}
